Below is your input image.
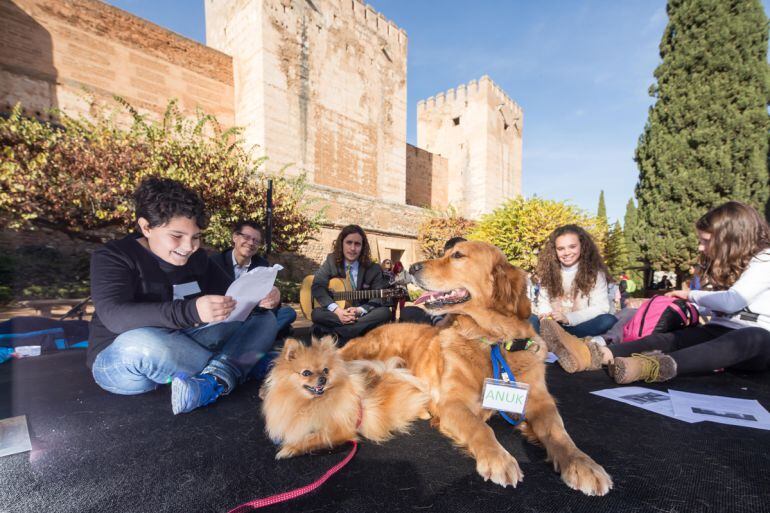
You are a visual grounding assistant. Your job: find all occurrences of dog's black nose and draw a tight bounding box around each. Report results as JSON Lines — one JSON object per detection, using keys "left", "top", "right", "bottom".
{"left": 410, "top": 262, "right": 423, "bottom": 274}
{"left": 317, "top": 376, "right": 327, "bottom": 386}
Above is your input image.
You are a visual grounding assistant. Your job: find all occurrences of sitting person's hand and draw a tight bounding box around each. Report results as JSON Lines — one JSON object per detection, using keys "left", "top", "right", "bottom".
{"left": 335, "top": 307, "right": 357, "bottom": 324}
{"left": 345, "top": 307, "right": 362, "bottom": 320}
{"left": 665, "top": 290, "right": 690, "bottom": 300}
{"left": 258, "top": 286, "right": 281, "bottom": 309}
{"left": 196, "top": 295, "right": 237, "bottom": 323}
{"left": 539, "top": 311, "right": 568, "bottom": 324}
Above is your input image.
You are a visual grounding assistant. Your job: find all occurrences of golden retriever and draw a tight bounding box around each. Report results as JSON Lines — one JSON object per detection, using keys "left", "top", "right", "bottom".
{"left": 340, "top": 241, "right": 612, "bottom": 495}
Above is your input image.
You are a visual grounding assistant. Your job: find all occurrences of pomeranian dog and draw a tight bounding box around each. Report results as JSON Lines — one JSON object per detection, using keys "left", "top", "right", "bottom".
{"left": 261, "top": 337, "right": 430, "bottom": 459}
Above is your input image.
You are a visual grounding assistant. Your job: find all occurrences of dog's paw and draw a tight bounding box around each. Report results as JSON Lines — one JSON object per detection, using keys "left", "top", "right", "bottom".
{"left": 561, "top": 454, "right": 613, "bottom": 496}
{"left": 275, "top": 446, "right": 298, "bottom": 460}
{"left": 476, "top": 449, "right": 523, "bottom": 488}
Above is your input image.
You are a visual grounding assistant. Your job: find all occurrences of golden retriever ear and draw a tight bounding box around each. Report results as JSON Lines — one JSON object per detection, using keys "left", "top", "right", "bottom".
{"left": 492, "top": 262, "right": 532, "bottom": 320}
{"left": 282, "top": 338, "right": 301, "bottom": 361}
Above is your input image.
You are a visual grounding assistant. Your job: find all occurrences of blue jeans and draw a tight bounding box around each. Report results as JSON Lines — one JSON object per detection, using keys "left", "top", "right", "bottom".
{"left": 274, "top": 305, "right": 296, "bottom": 335}
{"left": 529, "top": 313, "right": 617, "bottom": 338}
{"left": 92, "top": 310, "right": 278, "bottom": 395}
{"left": 529, "top": 315, "right": 541, "bottom": 334}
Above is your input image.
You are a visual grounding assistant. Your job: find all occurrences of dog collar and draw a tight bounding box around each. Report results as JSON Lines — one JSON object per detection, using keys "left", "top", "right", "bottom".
{"left": 480, "top": 337, "right": 536, "bottom": 352}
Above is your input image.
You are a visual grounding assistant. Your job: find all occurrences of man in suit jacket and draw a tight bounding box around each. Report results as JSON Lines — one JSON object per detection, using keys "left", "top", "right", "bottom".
{"left": 209, "top": 221, "right": 296, "bottom": 338}
{"left": 311, "top": 224, "right": 391, "bottom": 345}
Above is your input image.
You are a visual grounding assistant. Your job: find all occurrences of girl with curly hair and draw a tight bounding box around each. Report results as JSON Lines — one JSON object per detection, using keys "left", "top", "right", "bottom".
{"left": 542, "top": 201, "right": 770, "bottom": 384}
{"left": 532, "top": 224, "right": 617, "bottom": 338}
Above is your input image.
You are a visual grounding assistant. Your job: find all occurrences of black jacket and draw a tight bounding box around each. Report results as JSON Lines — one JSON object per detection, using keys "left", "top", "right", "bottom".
{"left": 87, "top": 235, "right": 229, "bottom": 368}
{"left": 208, "top": 249, "right": 279, "bottom": 311}
{"left": 311, "top": 253, "right": 388, "bottom": 312}
{"left": 209, "top": 249, "right": 270, "bottom": 281}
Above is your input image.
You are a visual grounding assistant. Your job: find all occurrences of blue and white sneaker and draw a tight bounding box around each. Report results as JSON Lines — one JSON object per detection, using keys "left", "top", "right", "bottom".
{"left": 171, "top": 372, "right": 223, "bottom": 415}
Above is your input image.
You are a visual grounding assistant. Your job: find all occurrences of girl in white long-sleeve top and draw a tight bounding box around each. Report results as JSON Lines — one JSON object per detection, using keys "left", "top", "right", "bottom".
{"left": 532, "top": 224, "right": 618, "bottom": 338}
{"left": 542, "top": 201, "right": 770, "bottom": 384}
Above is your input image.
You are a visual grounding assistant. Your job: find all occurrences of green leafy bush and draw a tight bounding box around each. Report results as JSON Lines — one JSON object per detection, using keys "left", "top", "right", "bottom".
{"left": 0, "top": 286, "right": 12, "bottom": 304}
{"left": 417, "top": 209, "right": 476, "bottom": 259}
{"left": 469, "top": 197, "right": 604, "bottom": 273}
{"left": 0, "top": 99, "right": 322, "bottom": 251}
{"left": 407, "top": 286, "right": 425, "bottom": 302}
{"left": 275, "top": 278, "right": 300, "bottom": 304}
{"left": 0, "top": 253, "right": 15, "bottom": 304}
{"left": 0, "top": 246, "right": 90, "bottom": 301}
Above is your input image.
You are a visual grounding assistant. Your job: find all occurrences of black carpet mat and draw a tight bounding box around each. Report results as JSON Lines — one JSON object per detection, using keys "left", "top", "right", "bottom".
{"left": 1, "top": 349, "right": 769, "bottom": 513}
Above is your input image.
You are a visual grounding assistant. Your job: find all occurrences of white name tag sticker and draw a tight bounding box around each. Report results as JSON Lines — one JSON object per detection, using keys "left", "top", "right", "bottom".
{"left": 173, "top": 281, "right": 201, "bottom": 300}
{"left": 481, "top": 379, "right": 529, "bottom": 415}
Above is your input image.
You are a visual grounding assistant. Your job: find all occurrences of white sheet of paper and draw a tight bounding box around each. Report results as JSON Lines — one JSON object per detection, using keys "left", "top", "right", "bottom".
{"left": 210, "top": 264, "right": 283, "bottom": 325}
{"left": 545, "top": 352, "right": 558, "bottom": 363}
{"left": 0, "top": 415, "right": 32, "bottom": 457}
{"left": 590, "top": 386, "right": 701, "bottom": 423}
{"left": 668, "top": 389, "right": 770, "bottom": 430}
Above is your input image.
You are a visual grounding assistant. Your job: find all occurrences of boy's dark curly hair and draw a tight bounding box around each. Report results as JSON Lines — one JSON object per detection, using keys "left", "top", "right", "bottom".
{"left": 536, "top": 224, "right": 609, "bottom": 300}
{"left": 133, "top": 177, "right": 209, "bottom": 229}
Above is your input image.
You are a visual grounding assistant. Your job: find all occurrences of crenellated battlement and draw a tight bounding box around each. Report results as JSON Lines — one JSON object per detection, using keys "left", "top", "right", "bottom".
{"left": 415, "top": 73, "right": 523, "bottom": 219}
{"left": 417, "top": 75, "right": 522, "bottom": 116}
{"left": 349, "top": 0, "right": 407, "bottom": 46}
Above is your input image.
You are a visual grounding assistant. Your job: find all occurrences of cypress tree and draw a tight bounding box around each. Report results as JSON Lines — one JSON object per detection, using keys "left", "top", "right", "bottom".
{"left": 635, "top": 0, "right": 770, "bottom": 274}
{"left": 605, "top": 221, "right": 629, "bottom": 277}
{"left": 624, "top": 198, "right": 644, "bottom": 284}
{"left": 597, "top": 190, "right": 608, "bottom": 224}
{"left": 596, "top": 190, "right": 609, "bottom": 259}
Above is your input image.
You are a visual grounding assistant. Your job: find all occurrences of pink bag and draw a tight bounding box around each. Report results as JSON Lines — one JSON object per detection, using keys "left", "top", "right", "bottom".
{"left": 622, "top": 295, "right": 699, "bottom": 343}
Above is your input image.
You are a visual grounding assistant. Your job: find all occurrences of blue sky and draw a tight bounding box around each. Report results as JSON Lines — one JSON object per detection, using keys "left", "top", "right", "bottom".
{"left": 106, "top": 1, "right": 768, "bottom": 224}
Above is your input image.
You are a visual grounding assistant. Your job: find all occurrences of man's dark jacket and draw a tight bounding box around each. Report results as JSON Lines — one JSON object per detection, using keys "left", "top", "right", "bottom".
{"left": 209, "top": 249, "right": 280, "bottom": 313}
{"left": 311, "top": 253, "right": 388, "bottom": 312}
{"left": 209, "top": 249, "right": 270, "bottom": 280}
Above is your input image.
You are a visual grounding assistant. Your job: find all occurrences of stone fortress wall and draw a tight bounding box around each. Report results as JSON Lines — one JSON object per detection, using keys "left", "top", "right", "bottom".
{"left": 205, "top": 0, "right": 408, "bottom": 204}
{"left": 0, "top": 0, "right": 523, "bottom": 277}
{"left": 0, "top": 0, "right": 235, "bottom": 125}
{"left": 405, "top": 144, "right": 448, "bottom": 210}
{"left": 417, "top": 75, "right": 523, "bottom": 219}
{"left": 204, "top": 0, "right": 426, "bottom": 275}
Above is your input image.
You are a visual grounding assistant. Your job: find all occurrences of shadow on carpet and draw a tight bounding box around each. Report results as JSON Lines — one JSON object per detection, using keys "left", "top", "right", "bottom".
{"left": 1, "top": 350, "right": 769, "bottom": 513}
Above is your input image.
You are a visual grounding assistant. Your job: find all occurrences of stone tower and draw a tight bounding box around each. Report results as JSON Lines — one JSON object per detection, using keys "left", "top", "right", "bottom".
{"left": 417, "top": 75, "right": 523, "bottom": 219}
{"left": 205, "top": 0, "right": 408, "bottom": 204}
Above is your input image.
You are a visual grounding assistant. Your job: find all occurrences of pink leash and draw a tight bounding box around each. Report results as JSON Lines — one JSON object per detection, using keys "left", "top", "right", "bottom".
{"left": 227, "top": 440, "right": 359, "bottom": 512}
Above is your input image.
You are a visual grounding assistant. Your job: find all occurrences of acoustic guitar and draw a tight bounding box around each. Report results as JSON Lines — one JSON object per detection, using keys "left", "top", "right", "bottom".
{"left": 299, "top": 275, "right": 408, "bottom": 320}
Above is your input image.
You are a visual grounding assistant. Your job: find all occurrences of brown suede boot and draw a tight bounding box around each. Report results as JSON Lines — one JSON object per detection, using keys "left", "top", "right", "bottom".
{"left": 609, "top": 351, "right": 677, "bottom": 384}
{"left": 540, "top": 319, "right": 604, "bottom": 373}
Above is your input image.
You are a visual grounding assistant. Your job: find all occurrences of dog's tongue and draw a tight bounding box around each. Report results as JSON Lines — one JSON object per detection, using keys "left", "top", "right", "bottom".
{"left": 413, "top": 291, "right": 440, "bottom": 305}
{"left": 414, "top": 289, "right": 468, "bottom": 305}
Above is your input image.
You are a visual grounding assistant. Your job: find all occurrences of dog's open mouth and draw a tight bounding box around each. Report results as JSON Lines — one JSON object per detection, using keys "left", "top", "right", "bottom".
{"left": 413, "top": 288, "right": 471, "bottom": 309}
{"left": 303, "top": 384, "right": 326, "bottom": 396}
